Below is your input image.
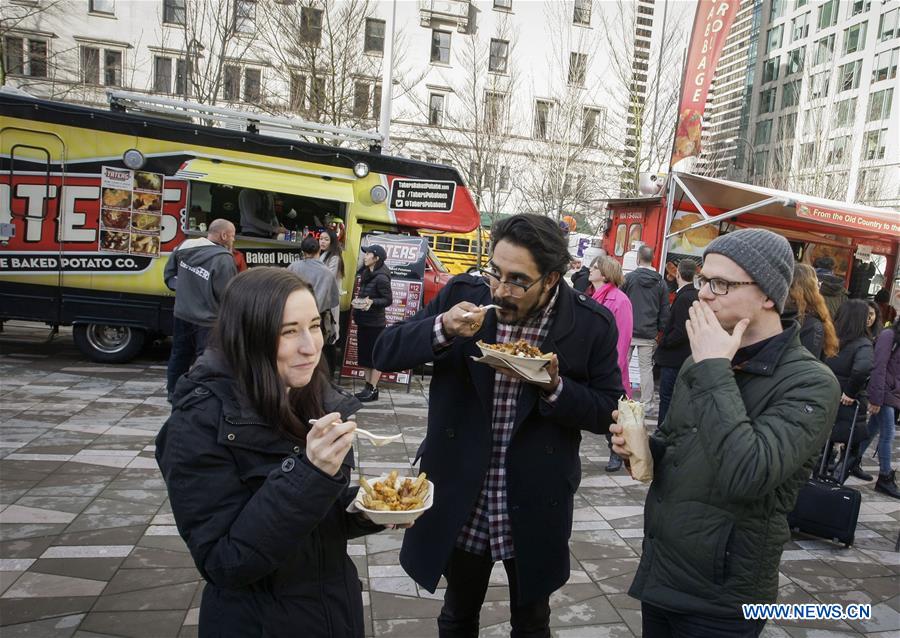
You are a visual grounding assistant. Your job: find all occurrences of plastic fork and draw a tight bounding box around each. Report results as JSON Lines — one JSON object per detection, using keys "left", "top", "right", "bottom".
{"left": 308, "top": 419, "right": 403, "bottom": 447}
{"left": 462, "top": 304, "right": 502, "bottom": 318}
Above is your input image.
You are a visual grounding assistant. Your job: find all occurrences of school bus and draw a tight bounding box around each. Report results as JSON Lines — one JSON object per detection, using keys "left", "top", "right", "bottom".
{"left": 419, "top": 227, "right": 489, "bottom": 275}
{"left": 0, "top": 89, "right": 480, "bottom": 362}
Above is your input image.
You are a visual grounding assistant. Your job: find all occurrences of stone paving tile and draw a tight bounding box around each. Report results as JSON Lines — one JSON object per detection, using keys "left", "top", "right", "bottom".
{"left": 1, "top": 331, "right": 898, "bottom": 636}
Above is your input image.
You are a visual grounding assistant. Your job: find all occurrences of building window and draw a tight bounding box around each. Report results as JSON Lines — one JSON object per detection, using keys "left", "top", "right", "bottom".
{"left": 484, "top": 91, "right": 505, "bottom": 131}
{"left": 818, "top": 0, "right": 838, "bottom": 29}
{"left": 838, "top": 59, "right": 862, "bottom": 91}
{"left": 762, "top": 57, "right": 780, "bottom": 82}
{"left": 311, "top": 76, "right": 326, "bottom": 113}
{"left": 770, "top": 0, "right": 784, "bottom": 19}
{"left": 372, "top": 83, "right": 382, "bottom": 120}
{"left": 758, "top": 87, "right": 777, "bottom": 114}
{"left": 849, "top": 0, "right": 871, "bottom": 17}
{"left": 862, "top": 128, "right": 887, "bottom": 160}
{"left": 782, "top": 80, "right": 800, "bottom": 107}
{"left": 431, "top": 30, "right": 451, "bottom": 64}
{"left": 791, "top": 13, "right": 809, "bottom": 41}
{"left": 163, "top": 0, "right": 185, "bottom": 24}
{"left": 364, "top": 18, "right": 385, "bottom": 54}
{"left": 90, "top": 0, "right": 115, "bottom": 15}
{"left": 533, "top": 99, "right": 552, "bottom": 139}
{"left": 799, "top": 142, "right": 816, "bottom": 169}
{"left": 3, "top": 37, "right": 48, "bottom": 78}
{"left": 582, "top": 107, "right": 603, "bottom": 147}
{"left": 154, "top": 56, "right": 187, "bottom": 95}
{"left": 300, "top": 6, "right": 323, "bottom": 44}
{"left": 489, "top": 38, "right": 508, "bottom": 73}
{"left": 777, "top": 112, "right": 797, "bottom": 140}
{"left": 223, "top": 64, "right": 240, "bottom": 101}
{"left": 766, "top": 25, "right": 783, "bottom": 53}
{"left": 352, "top": 81, "right": 370, "bottom": 117}
{"left": 834, "top": 97, "right": 857, "bottom": 127}
{"left": 873, "top": 47, "right": 899, "bottom": 82}
{"left": 573, "top": 0, "right": 591, "bottom": 26}
{"left": 856, "top": 168, "right": 881, "bottom": 201}
{"left": 494, "top": 0, "right": 512, "bottom": 9}
{"left": 104, "top": 50, "right": 122, "bottom": 86}
{"left": 80, "top": 46, "right": 100, "bottom": 84}
{"left": 827, "top": 136, "right": 850, "bottom": 164}
{"left": 867, "top": 87, "right": 894, "bottom": 121}
{"left": 428, "top": 93, "right": 444, "bottom": 125}
{"left": 568, "top": 52, "right": 587, "bottom": 86}
{"left": 243, "top": 68, "right": 261, "bottom": 102}
{"left": 753, "top": 150, "right": 768, "bottom": 175}
{"left": 808, "top": 71, "right": 830, "bottom": 99}
{"left": 813, "top": 34, "right": 835, "bottom": 64}
{"left": 234, "top": 0, "right": 256, "bottom": 34}
{"left": 880, "top": 8, "right": 899, "bottom": 41}
{"left": 290, "top": 73, "right": 305, "bottom": 110}
{"left": 787, "top": 46, "right": 805, "bottom": 74}
{"left": 843, "top": 22, "right": 867, "bottom": 54}
{"left": 754, "top": 119, "right": 773, "bottom": 145}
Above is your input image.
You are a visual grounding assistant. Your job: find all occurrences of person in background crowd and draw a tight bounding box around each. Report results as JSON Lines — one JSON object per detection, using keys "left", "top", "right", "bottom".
{"left": 823, "top": 300, "right": 875, "bottom": 482}
{"left": 866, "top": 300, "right": 883, "bottom": 340}
{"left": 163, "top": 219, "right": 238, "bottom": 402}
{"left": 238, "top": 188, "right": 287, "bottom": 239}
{"left": 232, "top": 248, "right": 248, "bottom": 273}
{"left": 782, "top": 263, "right": 839, "bottom": 360}
{"left": 288, "top": 236, "right": 341, "bottom": 359}
{"left": 319, "top": 227, "right": 345, "bottom": 374}
{"left": 352, "top": 245, "right": 393, "bottom": 402}
{"left": 571, "top": 246, "right": 606, "bottom": 294}
{"left": 611, "top": 228, "right": 839, "bottom": 638}
{"left": 653, "top": 258, "right": 700, "bottom": 426}
{"left": 373, "top": 214, "right": 622, "bottom": 638}
{"left": 814, "top": 256, "right": 848, "bottom": 319}
{"left": 622, "top": 245, "right": 670, "bottom": 414}
{"left": 588, "top": 255, "right": 633, "bottom": 472}
{"left": 860, "top": 317, "right": 900, "bottom": 498}
{"left": 157, "top": 268, "right": 390, "bottom": 637}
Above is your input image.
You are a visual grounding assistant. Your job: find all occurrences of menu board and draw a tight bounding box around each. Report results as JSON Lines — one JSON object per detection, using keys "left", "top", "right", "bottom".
{"left": 98, "top": 166, "right": 164, "bottom": 258}
{"left": 340, "top": 234, "right": 428, "bottom": 386}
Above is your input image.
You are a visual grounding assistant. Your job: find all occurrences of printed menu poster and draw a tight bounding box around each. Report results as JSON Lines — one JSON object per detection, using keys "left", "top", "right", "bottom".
{"left": 98, "top": 166, "right": 164, "bottom": 258}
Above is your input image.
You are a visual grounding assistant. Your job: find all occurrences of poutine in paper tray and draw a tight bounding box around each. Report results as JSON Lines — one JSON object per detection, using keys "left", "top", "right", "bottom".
{"left": 348, "top": 472, "right": 435, "bottom": 526}
{"left": 472, "top": 340, "right": 553, "bottom": 383}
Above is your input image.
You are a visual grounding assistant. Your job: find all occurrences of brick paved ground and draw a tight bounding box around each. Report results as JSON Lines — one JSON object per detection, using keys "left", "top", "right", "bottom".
{"left": 0, "top": 322, "right": 897, "bottom": 637}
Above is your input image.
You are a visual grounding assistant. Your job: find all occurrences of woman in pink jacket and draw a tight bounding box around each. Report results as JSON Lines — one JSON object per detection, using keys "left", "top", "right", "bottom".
{"left": 589, "top": 256, "right": 634, "bottom": 472}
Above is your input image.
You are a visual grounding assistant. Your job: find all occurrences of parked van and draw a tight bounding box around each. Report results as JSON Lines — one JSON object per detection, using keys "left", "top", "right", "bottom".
{"left": 0, "top": 90, "right": 480, "bottom": 362}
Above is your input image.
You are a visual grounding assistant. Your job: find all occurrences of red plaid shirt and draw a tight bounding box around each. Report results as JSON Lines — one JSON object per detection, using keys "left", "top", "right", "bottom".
{"left": 432, "top": 287, "right": 562, "bottom": 560}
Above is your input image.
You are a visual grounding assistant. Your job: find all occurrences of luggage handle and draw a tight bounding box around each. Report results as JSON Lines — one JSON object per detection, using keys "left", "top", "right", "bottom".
{"left": 817, "top": 399, "right": 861, "bottom": 481}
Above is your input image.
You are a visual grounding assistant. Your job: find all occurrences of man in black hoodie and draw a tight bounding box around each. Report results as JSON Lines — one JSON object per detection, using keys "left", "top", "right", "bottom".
{"left": 163, "top": 219, "right": 238, "bottom": 399}
{"left": 622, "top": 246, "right": 670, "bottom": 414}
{"left": 814, "top": 257, "right": 849, "bottom": 319}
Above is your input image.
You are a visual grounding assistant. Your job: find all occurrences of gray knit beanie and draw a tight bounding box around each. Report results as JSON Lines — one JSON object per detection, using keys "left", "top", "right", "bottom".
{"left": 703, "top": 228, "right": 794, "bottom": 312}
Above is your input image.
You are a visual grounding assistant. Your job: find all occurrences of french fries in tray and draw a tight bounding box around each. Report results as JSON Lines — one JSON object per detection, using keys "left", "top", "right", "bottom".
{"left": 352, "top": 470, "right": 434, "bottom": 525}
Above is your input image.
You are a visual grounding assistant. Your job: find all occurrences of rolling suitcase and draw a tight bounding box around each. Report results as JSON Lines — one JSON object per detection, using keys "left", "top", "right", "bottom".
{"left": 787, "top": 402, "right": 862, "bottom": 547}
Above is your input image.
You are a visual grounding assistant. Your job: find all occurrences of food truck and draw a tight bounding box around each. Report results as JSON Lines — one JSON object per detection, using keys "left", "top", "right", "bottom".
{"left": 604, "top": 172, "right": 900, "bottom": 302}
{"left": 0, "top": 89, "right": 479, "bottom": 362}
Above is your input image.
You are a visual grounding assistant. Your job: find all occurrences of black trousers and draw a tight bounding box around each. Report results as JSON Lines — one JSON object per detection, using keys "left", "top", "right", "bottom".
{"left": 642, "top": 602, "right": 766, "bottom": 638}
{"left": 437, "top": 547, "right": 550, "bottom": 638}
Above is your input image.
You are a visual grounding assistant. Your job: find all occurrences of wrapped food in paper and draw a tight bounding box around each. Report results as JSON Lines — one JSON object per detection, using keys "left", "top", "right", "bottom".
{"left": 617, "top": 398, "right": 653, "bottom": 482}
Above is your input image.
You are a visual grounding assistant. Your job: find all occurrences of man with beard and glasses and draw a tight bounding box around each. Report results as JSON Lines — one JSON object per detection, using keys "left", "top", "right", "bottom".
{"left": 373, "top": 214, "right": 623, "bottom": 637}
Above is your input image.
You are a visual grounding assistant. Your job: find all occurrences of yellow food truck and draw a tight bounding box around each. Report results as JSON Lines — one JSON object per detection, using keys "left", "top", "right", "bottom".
{"left": 0, "top": 89, "right": 480, "bottom": 361}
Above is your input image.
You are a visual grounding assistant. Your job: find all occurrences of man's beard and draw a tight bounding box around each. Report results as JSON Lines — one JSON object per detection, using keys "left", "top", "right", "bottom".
{"left": 493, "top": 291, "right": 548, "bottom": 325}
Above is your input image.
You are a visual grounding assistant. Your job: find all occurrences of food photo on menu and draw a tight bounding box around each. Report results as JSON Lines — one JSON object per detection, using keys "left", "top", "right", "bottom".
{"left": 100, "top": 208, "right": 130, "bottom": 229}
{"left": 131, "top": 212, "right": 162, "bottom": 233}
{"left": 99, "top": 229, "right": 130, "bottom": 253}
{"left": 101, "top": 188, "right": 132, "bottom": 209}
{"left": 129, "top": 233, "right": 160, "bottom": 256}
{"left": 132, "top": 192, "right": 162, "bottom": 212}
{"left": 133, "top": 171, "right": 163, "bottom": 192}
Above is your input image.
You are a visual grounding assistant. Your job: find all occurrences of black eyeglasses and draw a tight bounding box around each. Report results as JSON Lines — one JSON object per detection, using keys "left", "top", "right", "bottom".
{"left": 694, "top": 275, "right": 758, "bottom": 296}
{"left": 478, "top": 268, "right": 544, "bottom": 298}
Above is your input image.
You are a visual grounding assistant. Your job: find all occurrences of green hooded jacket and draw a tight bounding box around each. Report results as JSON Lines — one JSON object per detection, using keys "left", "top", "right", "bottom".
{"left": 629, "top": 323, "right": 840, "bottom": 617}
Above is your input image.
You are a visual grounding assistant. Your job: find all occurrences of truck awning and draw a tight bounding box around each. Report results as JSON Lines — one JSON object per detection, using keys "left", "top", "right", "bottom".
{"left": 174, "top": 157, "right": 355, "bottom": 203}
{"left": 669, "top": 172, "right": 900, "bottom": 239}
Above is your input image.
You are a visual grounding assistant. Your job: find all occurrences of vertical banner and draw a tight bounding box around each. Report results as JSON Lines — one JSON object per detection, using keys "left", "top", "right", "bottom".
{"left": 341, "top": 234, "right": 428, "bottom": 386}
{"left": 670, "top": 0, "right": 741, "bottom": 167}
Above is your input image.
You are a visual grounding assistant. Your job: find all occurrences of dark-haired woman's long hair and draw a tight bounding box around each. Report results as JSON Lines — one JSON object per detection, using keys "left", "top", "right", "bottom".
{"left": 834, "top": 299, "right": 870, "bottom": 348}
{"left": 321, "top": 228, "right": 344, "bottom": 279}
{"left": 866, "top": 300, "right": 883, "bottom": 340}
{"left": 213, "top": 267, "right": 327, "bottom": 443}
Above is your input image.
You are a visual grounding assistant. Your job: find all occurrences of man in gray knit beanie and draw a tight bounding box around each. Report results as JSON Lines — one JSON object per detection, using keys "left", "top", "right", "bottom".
{"left": 609, "top": 227, "right": 840, "bottom": 635}
{"left": 703, "top": 228, "right": 794, "bottom": 312}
